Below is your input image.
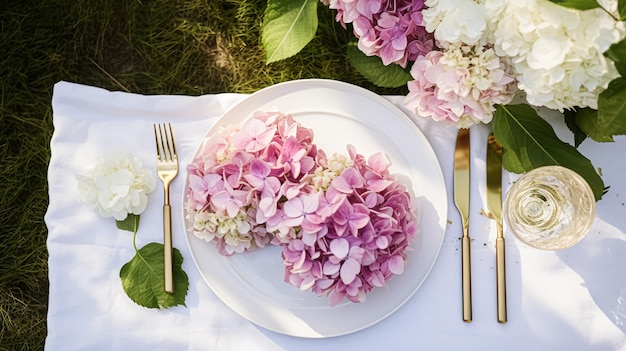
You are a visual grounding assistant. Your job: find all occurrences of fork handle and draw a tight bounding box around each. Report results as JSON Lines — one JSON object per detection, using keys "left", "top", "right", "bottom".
{"left": 164, "top": 204, "right": 174, "bottom": 293}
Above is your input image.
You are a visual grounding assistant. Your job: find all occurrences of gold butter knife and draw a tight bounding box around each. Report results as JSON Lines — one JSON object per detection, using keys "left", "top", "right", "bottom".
{"left": 486, "top": 132, "right": 507, "bottom": 323}
{"left": 454, "top": 128, "right": 472, "bottom": 322}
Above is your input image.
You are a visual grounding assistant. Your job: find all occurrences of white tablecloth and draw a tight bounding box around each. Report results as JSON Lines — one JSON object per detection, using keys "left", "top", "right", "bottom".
{"left": 45, "top": 81, "right": 626, "bottom": 350}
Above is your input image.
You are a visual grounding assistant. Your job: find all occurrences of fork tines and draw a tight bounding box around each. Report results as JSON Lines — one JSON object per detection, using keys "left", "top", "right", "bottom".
{"left": 153, "top": 123, "right": 177, "bottom": 162}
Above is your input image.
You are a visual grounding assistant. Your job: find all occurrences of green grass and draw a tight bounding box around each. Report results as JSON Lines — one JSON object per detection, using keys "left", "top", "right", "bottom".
{"left": 0, "top": 0, "right": 404, "bottom": 349}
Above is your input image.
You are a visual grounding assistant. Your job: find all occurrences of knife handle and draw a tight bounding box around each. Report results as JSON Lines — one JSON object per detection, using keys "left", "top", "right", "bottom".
{"left": 496, "top": 236, "right": 507, "bottom": 323}
{"left": 462, "top": 235, "right": 472, "bottom": 322}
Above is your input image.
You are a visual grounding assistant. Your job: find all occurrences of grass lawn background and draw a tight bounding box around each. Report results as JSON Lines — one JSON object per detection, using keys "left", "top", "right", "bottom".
{"left": 0, "top": 0, "right": 405, "bottom": 349}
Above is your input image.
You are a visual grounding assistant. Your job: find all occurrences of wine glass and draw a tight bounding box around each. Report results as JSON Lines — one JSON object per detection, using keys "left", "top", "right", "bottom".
{"left": 503, "top": 165, "right": 596, "bottom": 250}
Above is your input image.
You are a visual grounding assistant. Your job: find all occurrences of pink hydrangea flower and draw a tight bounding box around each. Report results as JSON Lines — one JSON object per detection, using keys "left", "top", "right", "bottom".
{"left": 185, "top": 111, "right": 419, "bottom": 306}
{"left": 328, "top": 0, "right": 434, "bottom": 67}
{"left": 184, "top": 112, "right": 316, "bottom": 255}
{"left": 403, "top": 44, "right": 517, "bottom": 127}
{"left": 281, "top": 145, "right": 418, "bottom": 306}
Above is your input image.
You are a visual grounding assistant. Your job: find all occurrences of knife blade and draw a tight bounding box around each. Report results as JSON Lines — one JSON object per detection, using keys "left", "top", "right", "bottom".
{"left": 486, "top": 132, "right": 507, "bottom": 324}
{"left": 454, "top": 128, "right": 472, "bottom": 322}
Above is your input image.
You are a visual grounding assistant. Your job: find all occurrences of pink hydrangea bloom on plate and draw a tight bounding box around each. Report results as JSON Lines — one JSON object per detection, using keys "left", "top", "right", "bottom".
{"left": 184, "top": 111, "right": 317, "bottom": 255}
{"left": 185, "top": 112, "right": 419, "bottom": 306}
{"left": 280, "top": 146, "right": 418, "bottom": 306}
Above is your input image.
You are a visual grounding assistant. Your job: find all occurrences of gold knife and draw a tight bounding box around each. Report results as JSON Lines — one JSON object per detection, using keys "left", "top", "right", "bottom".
{"left": 486, "top": 132, "right": 507, "bottom": 324}
{"left": 454, "top": 128, "right": 472, "bottom": 322}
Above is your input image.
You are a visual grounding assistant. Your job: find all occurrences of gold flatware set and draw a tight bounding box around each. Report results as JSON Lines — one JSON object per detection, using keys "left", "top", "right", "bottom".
{"left": 149, "top": 122, "right": 508, "bottom": 316}
{"left": 454, "top": 129, "right": 507, "bottom": 323}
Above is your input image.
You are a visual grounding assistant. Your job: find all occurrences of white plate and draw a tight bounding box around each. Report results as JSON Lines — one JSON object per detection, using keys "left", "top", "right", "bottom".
{"left": 182, "top": 79, "right": 448, "bottom": 338}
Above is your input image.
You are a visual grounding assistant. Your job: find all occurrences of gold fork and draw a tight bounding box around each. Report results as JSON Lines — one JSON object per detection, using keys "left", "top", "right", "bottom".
{"left": 154, "top": 123, "right": 178, "bottom": 293}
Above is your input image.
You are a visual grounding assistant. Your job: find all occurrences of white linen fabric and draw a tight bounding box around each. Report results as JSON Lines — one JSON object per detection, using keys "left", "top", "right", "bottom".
{"left": 46, "top": 81, "right": 626, "bottom": 350}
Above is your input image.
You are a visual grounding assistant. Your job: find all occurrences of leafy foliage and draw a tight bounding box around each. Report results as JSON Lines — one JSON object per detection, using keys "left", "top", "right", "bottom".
{"left": 563, "top": 109, "right": 588, "bottom": 147}
{"left": 547, "top": 0, "right": 601, "bottom": 10}
{"left": 262, "top": 0, "right": 319, "bottom": 63}
{"left": 605, "top": 39, "right": 626, "bottom": 76}
{"left": 116, "top": 213, "right": 140, "bottom": 232}
{"left": 493, "top": 104, "right": 605, "bottom": 201}
{"left": 575, "top": 78, "right": 626, "bottom": 142}
{"left": 120, "top": 243, "right": 189, "bottom": 309}
{"left": 346, "top": 44, "right": 412, "bottom": 88}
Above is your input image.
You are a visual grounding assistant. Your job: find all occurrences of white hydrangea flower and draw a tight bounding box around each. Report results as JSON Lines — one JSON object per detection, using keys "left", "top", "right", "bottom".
{"left": 311, "top": 152, "right": 354, "bottom": 191}
{"left": 484, "top": 0, "right": 624, "bottom": 110}
{"left": 326, "top": 152, "right": 354, "bottom": 174}
{"left": 422, "top": 0, "right": 488, "bottom": 46}
{"left": 77, "top": 153, "right": 156, "bottom": 221}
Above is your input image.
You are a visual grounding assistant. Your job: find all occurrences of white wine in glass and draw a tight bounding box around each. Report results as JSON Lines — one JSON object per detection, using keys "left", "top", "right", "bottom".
{"left": 503, "top": 166, "right": 596, "bottom": 250}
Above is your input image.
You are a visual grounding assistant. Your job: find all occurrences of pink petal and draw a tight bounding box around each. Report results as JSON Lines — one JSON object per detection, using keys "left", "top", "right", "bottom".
{"left": 330, "top": 238, "right": 349, "bottom": 259}
{"left": 369, "top": 271, "right": 386, "bottom": 288}
{"left": 226, "top": 201, "right": 240, "bottom": 218}
{"left": 388, "top": 255, "right": 405, "bottom": 275}
{"left": 332, "top": 167, "right": 365, "bottom": 193}
{"left": 340, "top": 257, "right": 361, "bottom": 285}
{"left": 293, "top": 250, "right": 307, "bottom": 270}
{"left": 323, "top": 261, "right": 340, "bottom": 275}
{"left": 301, "top": 193, "right": 320, "bottom": 213}
{"left": 283, "top": 197, "right": 303, "bottom": 218}
{"left": 300, "top": 276, "right": 316, "bottom": 291}
{"left": 301, "top": 231, "right": 317, "bottom": 246}
{"left": 367, "top": 152, "right": 389, "bottom": 173}
{"left": 376, "top": 236, "right": 389, "bottom": 249}
{"left": 328, "top": 287, "right": 344, "bottom": 307}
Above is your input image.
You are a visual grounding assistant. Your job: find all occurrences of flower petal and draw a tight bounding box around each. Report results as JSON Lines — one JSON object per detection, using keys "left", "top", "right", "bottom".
{"left": 388, "top": 255, "right": 405, "bottom": 275}
{"left": 340, "top": 257, "right": 361, "bottom": 285}
{"left": 330, "top": 238, "right": 349, "bottom": 259}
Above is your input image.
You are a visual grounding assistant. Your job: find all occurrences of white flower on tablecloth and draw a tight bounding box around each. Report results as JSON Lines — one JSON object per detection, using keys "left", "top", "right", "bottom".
{"left": 76, "top": 153, "right": 156, "bottom": 221}
{"left": 485, "top": 0, "right": 625, "bottom": 111}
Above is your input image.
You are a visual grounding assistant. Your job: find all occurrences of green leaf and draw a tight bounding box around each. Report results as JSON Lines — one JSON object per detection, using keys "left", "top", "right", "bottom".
{"left": 548, "top": 0, "right": 601, "bottom": 10}
{"left": 120, "top": 242, "right": 189, "bottom": 309}
{"left": 578, "top": 77, "right": 626, "bottom": 142}
{"left": 116, "top": 213, "right": 140, "bottom": 232}
{"left": 619, "top": 0, "right": 626, "bottom": 20}
{"left": 563, "top": 109, "right": 588, "bottom": 147}
{"left": 575, "top": 106, "right": 616, "bottom": 142}
{"left": 262, "top": 0, "right": 318, "bottom": 63}
{"left": 493, "top": 104, "right": 605, "bottom": 201}
{"left": 605, "top": 39, "right": 626, "bottom": 76}
{"left": 346, "top": 44, "right": 412, "bottom": 88}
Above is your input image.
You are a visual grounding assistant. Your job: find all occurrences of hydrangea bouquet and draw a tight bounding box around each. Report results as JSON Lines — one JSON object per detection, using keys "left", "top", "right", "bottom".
{"left": 261, "top": 0, "right": 626, "bottom": 201}
{"left": 185, "top": 111, "right": 417, "bottom": 305}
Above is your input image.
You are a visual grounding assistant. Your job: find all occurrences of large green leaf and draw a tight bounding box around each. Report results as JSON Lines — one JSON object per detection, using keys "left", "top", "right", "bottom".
{"left": 120, "top": 242, "right": 189, "bottom": 308}
{"left": 493, "top": 104, "right": 605, "bottom": 201}
{"left": 605, "top": 39, "right": 626, "bottom": 76}
{"left": 619, "top": 0, "right": 626, "bottom": 20}
{"left": 346, "top": 44, "right": 412, "bottom": 88}
{"left": 574, "top": 108, "right": 613, "bottom": 142}
{"left": 548, "top": 0, "right": 601, "bottom": 10}
{"left": 262, "top": 0, "right": 318, "bottom": 63}
{"left": 116, "top": 213, "right": 140, "bottom": 232}
{"left": 563, "top": 109, "right": 588, "bottom": 147}
{"left": 577, "top": 77, "right": 626, "bottom": 142}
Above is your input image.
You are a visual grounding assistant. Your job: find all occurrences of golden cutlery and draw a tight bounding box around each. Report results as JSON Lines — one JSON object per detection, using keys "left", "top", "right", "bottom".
{"left": 486, "top": 132, "right": 507, "bottom": 323}
{"left": 154, "top": 123, "right": 179, "bottom": 293}
{"left": 454, "top": 128, "right": 472, "bottom": 322}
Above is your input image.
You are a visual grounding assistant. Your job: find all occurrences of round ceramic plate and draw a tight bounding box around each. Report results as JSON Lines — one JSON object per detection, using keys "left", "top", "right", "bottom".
{"left": 182, "top": 79, "right": 447, "bottom": 338}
